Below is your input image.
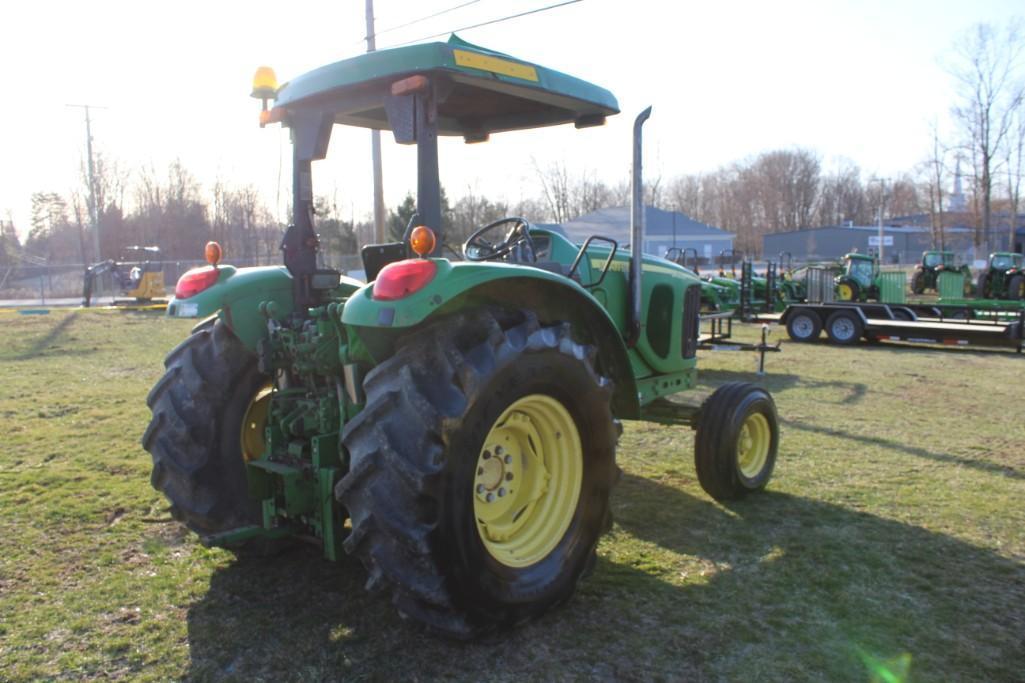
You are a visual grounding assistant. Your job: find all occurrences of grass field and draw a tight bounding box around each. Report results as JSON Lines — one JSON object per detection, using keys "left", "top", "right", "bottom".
{"left": 1, "top": 310, "right": 1023, "bottom": 682}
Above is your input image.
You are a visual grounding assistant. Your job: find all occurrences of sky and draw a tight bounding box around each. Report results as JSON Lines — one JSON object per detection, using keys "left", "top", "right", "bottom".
{"left": 2, "top": 0, "right": 1022, "bottom": 240}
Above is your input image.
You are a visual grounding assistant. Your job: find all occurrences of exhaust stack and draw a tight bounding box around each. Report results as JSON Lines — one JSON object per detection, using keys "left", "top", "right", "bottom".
{"left": 629, "top": 106, "right": 652, "bottom": 346}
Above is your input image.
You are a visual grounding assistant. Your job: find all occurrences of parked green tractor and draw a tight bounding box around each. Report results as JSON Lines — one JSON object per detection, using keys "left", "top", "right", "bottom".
{"left": 910, "top": 250, "right": 972, "bottom": 296}
{"left": 976, "top": 252, "right": 1025, "bottom": 300}
{"left": 662, "top": 247, "right": 740, "bottom": 311}
{"left": 834, "top": 252, "right": 879, "bottom": 302}
{"left": 143, "top": 37, "right": 780, "bottom": 638}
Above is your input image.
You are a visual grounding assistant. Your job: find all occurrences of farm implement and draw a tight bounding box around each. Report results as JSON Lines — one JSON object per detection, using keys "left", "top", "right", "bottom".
{"left": 143, "top": 37, "right": 781, "bottom": 638}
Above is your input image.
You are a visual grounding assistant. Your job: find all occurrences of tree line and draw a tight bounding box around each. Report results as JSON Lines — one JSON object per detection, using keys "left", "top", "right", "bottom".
{"left": 2, "top": 19, "right": 1021, "bottom": 268}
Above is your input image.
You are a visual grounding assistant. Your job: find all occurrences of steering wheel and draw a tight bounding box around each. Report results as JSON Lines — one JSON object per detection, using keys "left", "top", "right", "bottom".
{"left": 462, "top": 217, "right": 537, "bottom": 262}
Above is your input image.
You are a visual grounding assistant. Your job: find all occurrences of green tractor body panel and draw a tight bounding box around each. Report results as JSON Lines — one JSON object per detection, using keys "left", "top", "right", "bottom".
{"left": 912, "top": 250, "right": 971, "bottom": 295}
{"left": 167, "top": 265, "right": 363, "bottom": 351}
{"left": 835, "top": 253, "right": 879, "bottom": 301}
{"left": 274, "top": 35, "right": 619, "bottom": 137}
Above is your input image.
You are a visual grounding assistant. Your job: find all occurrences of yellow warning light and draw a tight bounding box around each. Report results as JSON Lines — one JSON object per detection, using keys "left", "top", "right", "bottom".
{"left": 251, "top": 66, "right": 278, "bottom": 100}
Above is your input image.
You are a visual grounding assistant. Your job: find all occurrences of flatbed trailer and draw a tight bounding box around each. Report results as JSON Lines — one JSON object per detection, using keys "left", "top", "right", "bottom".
{"left": 768, "top": 302, "right": 1025, "bottom": 353}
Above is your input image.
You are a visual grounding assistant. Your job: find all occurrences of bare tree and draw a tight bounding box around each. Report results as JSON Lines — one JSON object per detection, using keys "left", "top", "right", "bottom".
{"left": 1005, "top": 105, "right": 1025, "bottom": 249}
{"left": 948, "top": 20, "right": 1025, "bottom": 250}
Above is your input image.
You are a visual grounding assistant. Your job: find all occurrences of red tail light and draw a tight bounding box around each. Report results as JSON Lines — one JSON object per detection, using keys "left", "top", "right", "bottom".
{"left": 175, "top": 266, "right": 220, "bottom": 299}
{"left": 373, "top": 259, "right": 437, "bottom": 301}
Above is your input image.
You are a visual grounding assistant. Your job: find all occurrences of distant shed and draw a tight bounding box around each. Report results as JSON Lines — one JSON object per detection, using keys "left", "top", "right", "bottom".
{"left": 559, "top": 206, "right": 733, "bottom": 259}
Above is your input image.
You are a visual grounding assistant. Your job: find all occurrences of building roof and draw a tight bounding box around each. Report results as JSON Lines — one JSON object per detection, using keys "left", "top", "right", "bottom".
{"left": 561, "top": 206, "right": 732, "bottom": 244}
{"left": 766, "top": 224, "right": 974, "bottom": 237}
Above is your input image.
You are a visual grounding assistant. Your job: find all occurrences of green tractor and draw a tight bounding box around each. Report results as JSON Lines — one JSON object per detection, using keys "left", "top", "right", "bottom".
{"left": 834, "top": 252, "right": 879, "bottom": 302}
{"left": 910, "top": 250, "right": 972, "bottom": 296}
{"left": 976, "top": 252, "right": 1025, "bottom": 300}
{"left": 143, "top": 37, "right": 780, "bottom": 638}
{"left": 662, "top": 247, "right": 740, "bottom": 311}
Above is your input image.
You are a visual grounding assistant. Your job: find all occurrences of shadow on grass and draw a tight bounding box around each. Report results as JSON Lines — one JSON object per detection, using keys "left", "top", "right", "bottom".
{"left": 2, "top": 312, "right": 97, "bottom": 361}
{"left": 698, "top": 368, "right": 868, "bottom": 404}
{"left": 781, "top": 417, "right": 1024, "bottom": 480}
{"left": 184, "top": 475, "right": 1024, "bottom": 681}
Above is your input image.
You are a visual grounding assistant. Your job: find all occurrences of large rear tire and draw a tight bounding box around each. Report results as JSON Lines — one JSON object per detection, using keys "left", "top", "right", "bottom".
{"left": 1009, "top": 275, "right": 1025, "bottom": 300}
{"left": 836, "top": 279, "right": 859, "bottom": 302}
{"left": 695, "top": 382, "right": 779, "bottom": 501}
{"left": 142, "top": 319, "right": 278, "bottom": 555}
{"left": 910, "top": 270, "right": 926, "bottom": 294}
{"left": 977, "top": 273, "right": 989, "bottom": 299}
{"left": 336, "top": 310, "right": 618, "bottom": 638}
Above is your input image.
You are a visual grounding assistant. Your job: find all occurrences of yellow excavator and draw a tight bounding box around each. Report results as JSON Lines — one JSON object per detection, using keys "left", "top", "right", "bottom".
{"left": 82, "top": 246, "right": 166, "bottom": 307}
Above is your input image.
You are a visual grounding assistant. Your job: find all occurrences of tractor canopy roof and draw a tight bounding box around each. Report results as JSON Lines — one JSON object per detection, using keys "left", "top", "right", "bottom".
{"left": 272, "top": 34, "right": 619, "bottom": 138}
{"left": 845, "top": 252, "right": 874, "bottom": 262}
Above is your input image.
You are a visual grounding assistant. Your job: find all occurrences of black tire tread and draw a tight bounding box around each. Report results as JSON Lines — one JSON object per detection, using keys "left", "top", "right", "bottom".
{"left": 142, "top": 320, "right": 267, "bottom": 542}
{"left": 694, "top": 382, "right": 778, "bottom": 501}
{"left": 336, "top": 309, "right": 616, "bottom": 638}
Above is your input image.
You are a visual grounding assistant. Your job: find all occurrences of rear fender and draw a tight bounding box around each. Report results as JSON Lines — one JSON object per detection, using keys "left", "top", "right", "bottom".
{"left": 167, "top": 265, "right": 363, "bottom": 352}
{"left": 342, "top": 260, "right": 640, "bottom": 417}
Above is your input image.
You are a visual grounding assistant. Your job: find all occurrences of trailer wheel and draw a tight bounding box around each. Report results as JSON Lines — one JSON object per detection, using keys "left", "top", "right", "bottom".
{"left": 785, "top": 309, "right": 822, "bottom": 342}
{"left": 825, "top": 310, "right": 863, "bottom": 345}
{"left": 694, "top": 382, "right": 779, "bottom": 500}
{"left": 1009, "top": 275, "right": 1025, "bottom": 300}
{"left": 336, "top": 309, "right": 618, "bottom": 638}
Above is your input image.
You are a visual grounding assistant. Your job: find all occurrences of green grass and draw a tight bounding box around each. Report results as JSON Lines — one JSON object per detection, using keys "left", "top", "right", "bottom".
{"left": 1, "top": 310, "right": 1022, "bottom": 681}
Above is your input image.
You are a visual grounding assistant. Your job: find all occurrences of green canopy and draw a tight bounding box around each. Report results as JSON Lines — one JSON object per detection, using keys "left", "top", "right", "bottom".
{"left": 273, "top": 35, "right": 619, "bottom": 138}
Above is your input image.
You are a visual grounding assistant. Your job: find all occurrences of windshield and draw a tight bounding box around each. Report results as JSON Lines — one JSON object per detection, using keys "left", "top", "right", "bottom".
{"left": 848, "top": 259, "right": 874, "bottom": 277}
{"left": 924, "top": 253, "right": 943, "bottom": 267}
{"left": 991, "top": 255, "right": 1016, "bottom": 269}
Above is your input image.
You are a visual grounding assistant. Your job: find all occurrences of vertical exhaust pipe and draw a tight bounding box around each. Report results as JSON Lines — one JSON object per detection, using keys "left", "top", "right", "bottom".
{"left": 629, "top": 106, "right": 652, "bottom": 346}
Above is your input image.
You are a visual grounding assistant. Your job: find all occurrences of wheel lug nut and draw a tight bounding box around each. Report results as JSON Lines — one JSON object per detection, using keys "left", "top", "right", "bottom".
{"left": 498, "top": 488, "right": 505, "bottom": 497}
{"left": 477, "top": 467, "right": 484, "bottom": 475}
{"left": 505, "top": 472, "right": 513, "bottom": 481}
{"left": 486, "top": 492, "right": 494, "bottom": 502}
{"left": 504, "top": 455, "right": 512, "bottom": 464}
{"left": 482, "top": 450, "right": 491, "bottom": 460}
{"left": 495, "top": 446, "right": 503, "bottom": 455}
{"left": 476, "top": 484, "right": 484, "bottom": 494}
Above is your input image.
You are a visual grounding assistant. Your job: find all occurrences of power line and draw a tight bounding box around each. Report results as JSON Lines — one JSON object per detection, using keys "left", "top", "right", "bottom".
{"left": 371, "top": 0, "right": 484, "bottom": 41}
{"left": 386, "top": 0, "right": 584, "bottom": 48}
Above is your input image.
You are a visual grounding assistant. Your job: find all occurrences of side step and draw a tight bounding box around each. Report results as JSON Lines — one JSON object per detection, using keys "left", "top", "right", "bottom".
{"left": 639, "top": 398, "right": 701, "bottom": 428}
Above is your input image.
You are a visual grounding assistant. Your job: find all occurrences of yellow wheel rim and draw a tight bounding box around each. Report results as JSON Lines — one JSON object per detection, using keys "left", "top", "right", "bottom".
{"left": 240, "top": 384, "right": 273, "bottom": 462}
{"left": 473, "top": 394, "right": 583, "bottom": 568}
{"left": 837, "top": 283, "right": 854, "bottom": 301}
{"left": 736, "top": 412, "right": 771, "bottom": 479}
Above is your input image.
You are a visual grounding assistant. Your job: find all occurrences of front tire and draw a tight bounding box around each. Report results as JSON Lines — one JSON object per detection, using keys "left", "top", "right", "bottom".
{"left": 695, "top": 383, "right": 779, "bottom": 500}
{"left": 141, "top": 319, "right": 275, "bottom": 553}
{"left": 977, "top": 273, "right": 989, "bottom": 299}
{"left": 336, "top": 310, "right": 618, "bottom": 638}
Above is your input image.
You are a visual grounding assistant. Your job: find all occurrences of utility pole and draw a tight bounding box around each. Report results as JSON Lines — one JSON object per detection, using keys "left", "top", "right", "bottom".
{"left": 67, "top": 104, "right": 104, "bottom": 261}
{"left": 871, "top": 177, "right": 889, "bottom": 264}
{"left": 365, "top": 0, "right": 386, "bottom": 244}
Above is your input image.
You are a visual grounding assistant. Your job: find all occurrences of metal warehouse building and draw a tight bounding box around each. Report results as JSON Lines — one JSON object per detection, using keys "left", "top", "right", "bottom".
{"left": 762, "top": 224, "right": 978, "bottom": 264}
{"left": 559, "top": 206, "right": 733, "bottom": 260}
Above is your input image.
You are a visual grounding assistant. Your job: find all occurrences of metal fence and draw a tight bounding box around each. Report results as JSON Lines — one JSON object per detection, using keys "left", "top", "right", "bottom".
{"left": 0, "top": 254, "right": 366, "bottom": 305}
